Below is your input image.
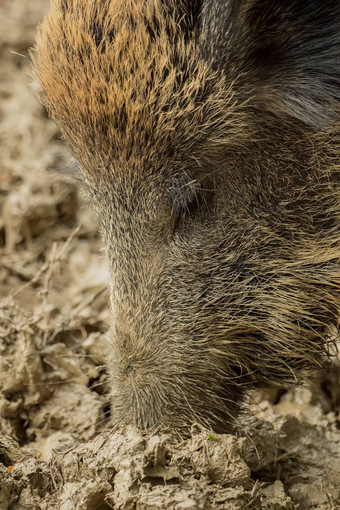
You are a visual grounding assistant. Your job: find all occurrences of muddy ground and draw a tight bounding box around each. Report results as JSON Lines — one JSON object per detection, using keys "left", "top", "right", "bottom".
{"left": 0, "top": 1, "right": 339, "bottom": 509}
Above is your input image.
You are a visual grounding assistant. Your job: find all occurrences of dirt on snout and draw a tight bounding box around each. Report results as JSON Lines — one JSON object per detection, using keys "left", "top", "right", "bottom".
{"left": 0, "top": 1, "right": 339, "bottom": 509}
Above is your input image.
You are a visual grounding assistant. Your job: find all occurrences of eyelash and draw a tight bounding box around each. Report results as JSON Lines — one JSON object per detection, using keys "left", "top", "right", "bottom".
{"left": 172, "top": 189, "right": 200, "bottom": 216}
{"left": 170, "top": 177, "right": 214, "bottom": 233}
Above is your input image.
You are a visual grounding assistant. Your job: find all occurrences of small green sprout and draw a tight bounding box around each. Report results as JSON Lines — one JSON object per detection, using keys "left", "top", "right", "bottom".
{"left": 207, "top": 434, "right": 221, "bottom": 442}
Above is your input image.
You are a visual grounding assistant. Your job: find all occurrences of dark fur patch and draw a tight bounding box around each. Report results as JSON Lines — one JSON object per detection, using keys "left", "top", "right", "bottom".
{"left": 199, "top": 0, "right": 340, "bottom": 126}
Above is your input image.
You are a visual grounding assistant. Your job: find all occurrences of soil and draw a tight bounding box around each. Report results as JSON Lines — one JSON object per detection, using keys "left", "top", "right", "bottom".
{"left": 0, "top": 1, "right": 339, "bottom": 509}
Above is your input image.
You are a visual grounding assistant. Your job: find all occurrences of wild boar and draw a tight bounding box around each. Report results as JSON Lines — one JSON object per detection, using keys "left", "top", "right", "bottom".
{"left": 33, "top": 0, "right": 340, "bottom": 431}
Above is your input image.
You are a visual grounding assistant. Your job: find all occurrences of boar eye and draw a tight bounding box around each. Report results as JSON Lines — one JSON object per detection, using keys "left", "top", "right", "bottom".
{"left": 168, "top": 176, "right": 213, "bottom": 232}
{"left": 171, "top": 179, "right": 200, "bottom": 215}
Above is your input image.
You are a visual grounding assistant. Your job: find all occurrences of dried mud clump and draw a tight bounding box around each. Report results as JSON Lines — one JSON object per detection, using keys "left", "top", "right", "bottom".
{"left": 0, "top": 0, "right": 340, "bottom": 509}
{"left": 0, "top": 428, "right": 254, "bottom": 510}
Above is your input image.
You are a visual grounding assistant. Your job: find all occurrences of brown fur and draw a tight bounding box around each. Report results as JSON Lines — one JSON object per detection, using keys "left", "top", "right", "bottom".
{"left": 33, "top": 0, "right": 340, "bottom": 431}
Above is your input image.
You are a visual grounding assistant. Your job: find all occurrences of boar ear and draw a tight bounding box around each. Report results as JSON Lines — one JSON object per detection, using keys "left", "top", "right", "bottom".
{"left": 198, "top": 0, "right": 340, "bottom": 127}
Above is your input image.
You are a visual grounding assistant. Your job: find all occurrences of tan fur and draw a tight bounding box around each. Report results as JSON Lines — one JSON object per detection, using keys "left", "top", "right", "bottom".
{"left": 33, "top": 0, "right": 250, "bottom": 182}
{"left": 33, "top": 0, "right": 340, "bottom": 431}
